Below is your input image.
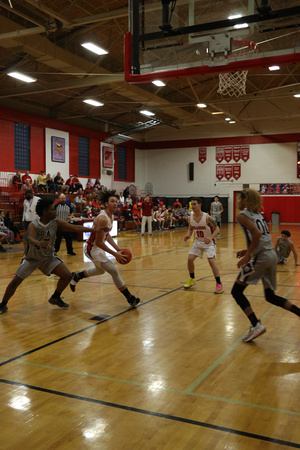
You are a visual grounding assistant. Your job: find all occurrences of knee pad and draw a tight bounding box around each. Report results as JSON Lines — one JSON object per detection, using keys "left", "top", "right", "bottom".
{"left": 231, "top": 282, "right": 250, "bottom": 311}
{"left": 264, "top": 288, "right": 286, "bottom": 307}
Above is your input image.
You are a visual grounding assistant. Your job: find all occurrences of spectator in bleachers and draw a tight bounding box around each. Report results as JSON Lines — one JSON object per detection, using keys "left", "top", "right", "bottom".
{"left": 54, "top": 172, "right": 69, "bottom": 193}
{"left": 173, "top": 198, "right": 182, "bottom": 209}
{"left": 21, "top": 179, "right": 33, "bottom": 192}
{"left": 21, "top": 171, "right": 32, "bottom": 186}
{"left": 86, "top": 200, "right": 93, "bottom": 214}
{"left": 119, "top": 192, "right": 125, "bottom": 206}
{"left": 74, "top": 189, "right": 87, "bottom": 212}
{"left": 85, "top": 178, "right": 94, "bottom": 189}
{"left": 0, "top": 210, "right": 15, "bottom": 244}
{"left": 4, "top": 211, "right": 22, "bottom": 243}
{"left": 0, "top": 232, "right": 8, "bottom": 252}
{"left": 65, "top": 175, "right": 74, "bottom": 192}
{"left": 114, "top": 207, "right": 126, "bottom": 231}
{"left": 71, "top": 174, "right": 83, "bottom": 193}
{"left": 12, "top": 171, "right": 23, "bottom": 190}
{"left": 37, "top": 170, "right": 47, "bottom": 192}
{"left": 126, "top": 194, "right": 133, "bottom": 207}
{"left": 22, "top": 189, "right": 40, "bottom": 230}
{"left": 94, "top": 178, "right": 101, "bottom": 190}
{"left": 79, "top": 207, "right": 89, "bottom": 218}
{"left": 46, "top": 173, "right": 59, "bottom": 194}
{"left": 32, "top": 179, "right": 39, "bottom": 193}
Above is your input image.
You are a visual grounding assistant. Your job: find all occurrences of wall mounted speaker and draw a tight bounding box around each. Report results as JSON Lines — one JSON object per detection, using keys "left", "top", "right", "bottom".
{"left": 189, "top": 162, "right": 194, "bottom": 181}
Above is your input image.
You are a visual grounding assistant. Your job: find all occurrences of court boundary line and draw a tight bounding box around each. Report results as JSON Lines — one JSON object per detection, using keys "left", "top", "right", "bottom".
{"left": 0, "top": 378, "right": 299, "bottom": 448}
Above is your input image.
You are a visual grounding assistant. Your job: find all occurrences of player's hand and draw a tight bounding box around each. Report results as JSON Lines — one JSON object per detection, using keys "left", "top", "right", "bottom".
{"left": 39, "top": 240, "right": 50, "bottom": 250}
{"left": 204, "top": 237, "right": 211, "bottom": 244}
{"left": 184, "top": 235, "right": 190, "bottom": 241}
{"left": 236, "top": 249, "right": 247, "bottom": 258}
{"left": 237, "top": 253, "right": 250, "bottom": 268}
{"left": 295, "top": 263, "right": 300, "bottom": 266}
{"left": 116, "top": 251, "right": 127, "bottom": 264}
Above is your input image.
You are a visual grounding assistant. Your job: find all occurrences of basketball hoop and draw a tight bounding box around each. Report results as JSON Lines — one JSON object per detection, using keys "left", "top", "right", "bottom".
{"left": 218, "top": 39, "right": 258, "bottom": 97}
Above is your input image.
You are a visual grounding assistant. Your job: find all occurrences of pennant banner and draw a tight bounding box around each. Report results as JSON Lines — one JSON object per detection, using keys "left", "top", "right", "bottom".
{"left": 224, "top": 147, "right": 233, "bottom": 163}
{"left": 216, "top": 147, "right": 224, "bottom": 163}
{"left": 233, "top": 146, "right": 241, "bottom": 162}
{"left": 224, "top": 164, "right": 233, "bottom": 180}
{"left": 198, "top": 147, "right": 207, "bottom": 164}
{"left": 216, "top": 164, "right": 225, "bottom": 180}
{"left": 233, "top": 164, "right": 241, "bottom": 180}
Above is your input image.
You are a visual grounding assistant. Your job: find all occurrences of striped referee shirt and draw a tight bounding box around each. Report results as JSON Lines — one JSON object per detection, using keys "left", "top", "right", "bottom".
{"left": 55, "top": 202, "right": 72, "bottom": 221}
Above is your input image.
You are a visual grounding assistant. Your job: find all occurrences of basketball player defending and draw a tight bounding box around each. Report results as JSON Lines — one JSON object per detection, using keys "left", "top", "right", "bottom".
{"left": 0, "top": 198, "right": 109, "bottom": 314}
{"left": 70, "top": 190, "right": 140, "bottom": 308}
{"left": 183, "top": 197, "right": 224, "bottom": 294}
{"left": 231, "top": 189, "right": 300, "bottom": 342}
{"left": 210, "top": 196, "right": 223, "bottom": 237}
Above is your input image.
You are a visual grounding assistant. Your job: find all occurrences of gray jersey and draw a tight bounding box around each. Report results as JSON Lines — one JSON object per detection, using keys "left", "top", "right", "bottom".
{"left": 238, "top": 209, "right": 274, "bottom": 256}
{"left": 277, "top": 237, "right": 291, "bottom": 259}
{"left": 23, "top": 218, "right": 58, "bottom": 261}
{"left": 211, "top": 201, "right": 222, "bottom": 221}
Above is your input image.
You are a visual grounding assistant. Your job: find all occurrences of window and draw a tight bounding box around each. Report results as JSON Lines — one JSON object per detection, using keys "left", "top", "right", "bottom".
{"left": 14, "top": 122, "right": 30, "bottom": 170}
{"left": 118, "top": 146, "right": 127, "bottom": 180}
{"left": 78, "top": 136, "right": 90, "bottom": 176}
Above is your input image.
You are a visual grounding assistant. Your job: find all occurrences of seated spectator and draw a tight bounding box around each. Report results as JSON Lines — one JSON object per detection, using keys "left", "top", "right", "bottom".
{"left": 32, "top": 179, "right": 39, "bottom": 193}
{"left": 4, "top": 212, "right": 22, "bottom": 243}
{"left": 114, "top": 207, "right": 126, "bottom": 231}
{"left": 72, "top": 174, "right": 83, "bottom": 193}
{"left": 121, "top": 203, "right": 132, "bottom": 221}
{"left": 126, "top": 194, "right": 133, "bottom": 207}
{"left": 74, "top": 189, "right": 87, "bottom": 212}
{"left": 12, "top": 171, "right": 23, "bottom": 190}
{"left": 0, "top": 232, "right": 8, "bottom": 252}
{"left": 132, "top": 202, "right": 141, "bottom": 218}
{"left": 0, "top": 210, "right": 14, "bottom": 244}
{"left": 91, "top": 195, "right": 100, "bottom": 212}
{"left": 54, "top": 172, "right": 69, "bottom": 193}
{"left": 46, "top": 173, "right": 59, "bottom": 194}
{"left": 21, "top": 178, "right": 33, "bottom": 192}
{"left": 84, "top": 182, "right": 94, "bottom": 197}
{"left": 79, "top": 207, "right": 89, "bottom": 218}
{"left": 85, "top": 178, "right": 94, "bottom": 189}
{"left": 155, "top": 207, "right": 165, "bottom": 230}
{"left": 173, "top": 198, "right": 182, "bottom": 209}
{"left": 37, "top": 170, "right": 47, "bottom": 192}
{"left": 88, "top": 206, "right": 98, "bottom": 218}
{"left": 21, "top": 170, "right": 32, "bottom": 186}
{"left": 65, "top": 175, "right": 74, "bottom": 192}
{"left": 119, "top": 192, "right": 125, "bottom": 206}
{"left": 86, "top": 201, "right": 93, "bottom": 213}
{"left": 94, "top": 178, "right": 101, "bottom": 190}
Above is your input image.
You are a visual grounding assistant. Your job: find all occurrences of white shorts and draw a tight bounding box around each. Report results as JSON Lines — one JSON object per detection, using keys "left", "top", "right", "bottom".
{"left": 15, "top": 255, "right": 63, "bottom": 279}
{"left": 84, "top": 243, "right": 110, "bottom": 265}
{"left": 236, "top": 249, "right": 277, "bottom": 290}
{"left": 189, "top": 240, "right": 216, "bottom": 259}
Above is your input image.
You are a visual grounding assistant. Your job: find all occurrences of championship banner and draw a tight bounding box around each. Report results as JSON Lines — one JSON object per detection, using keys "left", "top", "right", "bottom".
{"left": 224, "top": 164, "right": 233, "bottom": 180}
{"left": 233, "top": 164, "right": 241, "bottom": 180}
{"left": 241, "top": 145, "right": 250, "bottom": 162}
{"left": 233, "top": 146, "right": 241, "bottom": 162}
{"left": 216, "top": 164, "right": 225, "bottom": 180}
{"left": 224, "top": 147, "right": 233, "bottom": 163}
{"left": 198, "top": 147, "right": 207, "bottom": 164}
{"left": 216, "top": 147, "right": 224, "bottom": 163}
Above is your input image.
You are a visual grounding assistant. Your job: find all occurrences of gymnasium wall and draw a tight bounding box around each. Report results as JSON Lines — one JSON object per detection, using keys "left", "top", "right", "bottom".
{"left": 134, "top": 137, "right": 300, "bottom": 223}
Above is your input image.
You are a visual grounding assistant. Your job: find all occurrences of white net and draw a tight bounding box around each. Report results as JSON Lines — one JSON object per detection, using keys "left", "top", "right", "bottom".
{"left": 218, "top": 70, "right": 248, "bottom": 97}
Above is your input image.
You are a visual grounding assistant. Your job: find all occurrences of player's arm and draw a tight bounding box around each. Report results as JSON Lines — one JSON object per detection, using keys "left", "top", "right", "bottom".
{"left": 57, "top": 218, "right": 109, "bottom": 234}
{"left": 219, "top": 202, "right": 224, "bottom": 215}
{"left": 184, "top": 217, "right": 193, "bottom": 241}
{"left": 236, "top": 213, "right": 262, "bottom": 268}
{"left": 210, "top": 203, "right": 213, "bottom": 216}
{"left": 206, "top": 214, "right": 219, "bottom": 242}
{"left": 289, "top": 242, "right": 299, "bottom": 265}
{"left": 27, "top": 222, "right": 50, "bottom": 249}
{"left": 274, "top": 237, "right": 280, "bottom": 252}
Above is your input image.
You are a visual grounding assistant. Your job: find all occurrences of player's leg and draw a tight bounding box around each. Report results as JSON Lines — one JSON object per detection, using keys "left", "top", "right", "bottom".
{"left": 101, "top": 260, "right": 140, "bottom": 307}
{"left": 0, "top": 275, "right": 24, "bottom": 313}
{"left": 207, "top": 257, "right": 224, "bottom": 293}
{"left": 184, "top": 254, "right": 198, "bottom": 288}
{"left": 70, "top": 266, "right": 104, "bottom": 292}
{"left": 48, "top": 262, "right": 72, "bottom": 309}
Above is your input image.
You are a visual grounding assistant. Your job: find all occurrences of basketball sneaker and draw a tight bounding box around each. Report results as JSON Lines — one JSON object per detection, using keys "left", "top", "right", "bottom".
{"left": 184, "top": 278, "right": 196, "bottom": 289}
{"left": 70, "top": 272, "right": 80, "bottom": 292}
{"left": 243, "top": 321, "right": 266, "bottom": 342}
{"left": 127, "top": 295, "right": 140, "bottom": 307}
{"left": 0, "top": 304, "right": 8, "bottom": 314}
{"left": 214, "top": 283, "right": 224, "bottom": 294}
{"left": 48, "top": 296, "right": 69, "bottom": 309}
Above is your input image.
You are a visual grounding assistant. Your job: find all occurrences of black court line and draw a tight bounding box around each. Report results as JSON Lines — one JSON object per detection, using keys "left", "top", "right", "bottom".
{"left": 0, "top": 378, "right": 299, "bottom": 448}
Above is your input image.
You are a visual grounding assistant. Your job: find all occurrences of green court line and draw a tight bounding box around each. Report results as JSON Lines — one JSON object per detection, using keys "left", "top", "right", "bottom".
{"left": 184, "top": 287, "right": 294, "bottom": 394}
{"left": 19, "top": 360, "right": 300, "bottom": 417}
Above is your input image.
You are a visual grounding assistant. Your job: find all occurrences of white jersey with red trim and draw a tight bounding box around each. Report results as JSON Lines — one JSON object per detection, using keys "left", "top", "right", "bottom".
{"left": 86, "top": 210, "right": 112, "bottom": 255}
{"left": 190, "top": 212, "right": 214, "bottom": 247}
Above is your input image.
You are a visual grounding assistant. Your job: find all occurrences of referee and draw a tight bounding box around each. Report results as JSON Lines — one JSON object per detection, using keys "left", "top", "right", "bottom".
{"left": 55, "top": 194, "right": 76, "bottom": 255}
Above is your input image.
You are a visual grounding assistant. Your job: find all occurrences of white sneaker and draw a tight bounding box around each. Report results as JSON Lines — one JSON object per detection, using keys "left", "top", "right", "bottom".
{"left": 243, "top": 321, "right": 266, "bottom": 342}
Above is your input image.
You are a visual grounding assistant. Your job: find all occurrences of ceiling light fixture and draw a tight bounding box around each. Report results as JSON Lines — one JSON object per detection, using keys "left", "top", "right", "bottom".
{"left": 81, "top": 43, "right": 108, "bottom": 55}
{"left": 228, "top": 14, "right": 242, "bottom": 20}
{"left": 140, "top": 110, "right": 155, "bottom": 116}
{"left": 229, "top": 120, "right": 236, "bottom": 124}
{"left": 197, "top": 103, "right": 207, "bottom": 108}
{"left": 225, "top": 117, "right": 231, "bottom": 121}
{"left": 83, "top": 99, "right": 104, "bottom": 106}
{"left": 233, "top": 23, "right": 248, "bottom": 29}
{"left": 8, "top": 71, "right": 36, "bottom": 83}
{"left": 212, "top": 112, "right": 224, "bottom": 115}
{"left": 269, "top": 65, "right": 280, "bottom": 71}
{"left": 293, "top": 94, "right": 300, "bottom": 98}
{"left": 152, "top": 80, "right": 166, "bottom": 87}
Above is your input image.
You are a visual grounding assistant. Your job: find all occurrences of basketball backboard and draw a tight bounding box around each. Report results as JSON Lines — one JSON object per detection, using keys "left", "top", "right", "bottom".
{"left": 125, "top": 0, "right": 300, "bottom": 83}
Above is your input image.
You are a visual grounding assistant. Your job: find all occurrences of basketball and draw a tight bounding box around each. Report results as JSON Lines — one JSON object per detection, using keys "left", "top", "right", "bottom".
{"left": 120, "top": 249, "right": 132, "bottom": 265}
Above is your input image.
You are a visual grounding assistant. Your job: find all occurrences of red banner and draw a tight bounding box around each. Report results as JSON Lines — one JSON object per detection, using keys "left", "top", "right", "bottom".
{"left": 241, "top": 145, "right": 250, "bottom": 162}
{"left": 216, "top": 164, "right": 224, "bottom": 180}
{"left": 198, "top": 147, "right": 207, "bottom": 164}
{"left": 233, "top": 146, "right": 241, "bottom": 162}
{"left": 233, "top": 164, "right": 241, "bottom": 180}
{"left": 216, "top": 147, "right": 224, "bottom": 163}
{"left": 224, "top": 147, "right": 233, "bottom": 163}
{"left": 224, "top": 164, "right": 233, "bottom": 180}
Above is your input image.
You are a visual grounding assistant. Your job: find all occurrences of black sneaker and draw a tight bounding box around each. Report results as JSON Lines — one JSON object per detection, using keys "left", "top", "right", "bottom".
{"left": 70, "top": 272, "right": 79, "bottom": 292}
{"left": 67, "top": 252, "right": 76, "bottom": 256}
{"left": 0, "top": 246, "right": 7, "bottom": 253}
{"left": 48, "top": 296, "right": 69, "bottom": 309}
{"left": 0, "top": 304, "right": 8, "bottom": 314}
{"left": 127, "top": 295, "right": 140, "bottom": 308}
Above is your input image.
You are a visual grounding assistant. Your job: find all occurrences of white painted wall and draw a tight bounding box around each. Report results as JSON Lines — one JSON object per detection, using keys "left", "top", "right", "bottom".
{"left": 135, "top": 141, "right": 299, "bottom": 222}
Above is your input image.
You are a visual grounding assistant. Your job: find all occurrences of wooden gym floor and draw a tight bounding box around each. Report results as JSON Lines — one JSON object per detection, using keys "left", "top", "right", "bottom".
{"left": 0, "top": 224, "right": 299, "bottom": 449}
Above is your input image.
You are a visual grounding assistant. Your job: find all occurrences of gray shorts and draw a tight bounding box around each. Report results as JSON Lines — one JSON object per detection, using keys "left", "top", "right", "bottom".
{"left": 15, "top": 255, "right": 63, "bottom": 280}
{"left": 236, "top": 249, "right": 277, "bottom": 290}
